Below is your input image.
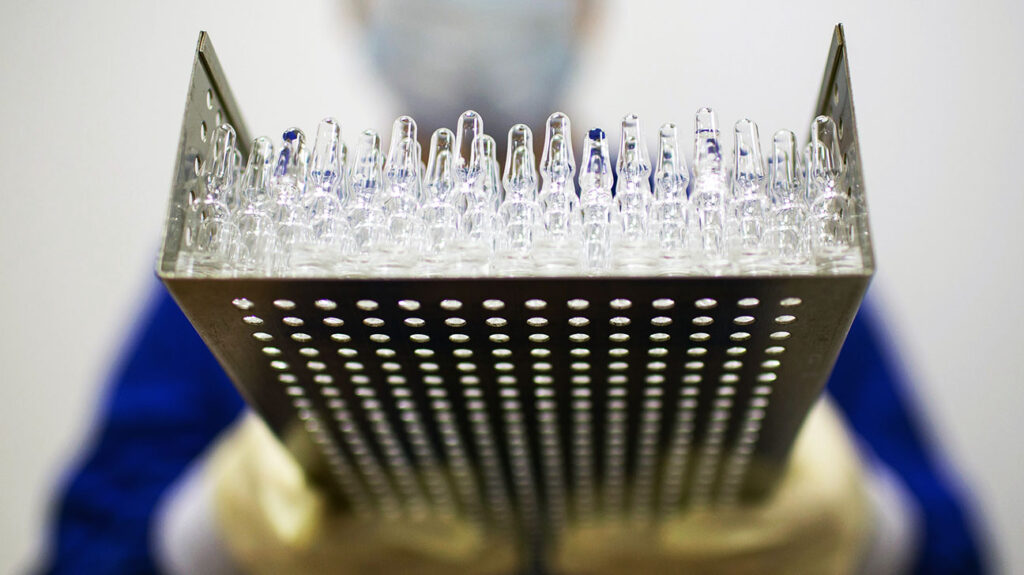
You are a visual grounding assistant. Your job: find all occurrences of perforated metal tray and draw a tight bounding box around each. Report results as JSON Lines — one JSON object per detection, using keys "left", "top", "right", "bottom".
{"left": 157, "top": 24, "right": 873, "bottom": 566}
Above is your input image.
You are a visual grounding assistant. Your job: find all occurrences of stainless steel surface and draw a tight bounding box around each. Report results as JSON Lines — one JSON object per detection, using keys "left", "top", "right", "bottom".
{"left": 815, "top": 24, "right": 874, "bottom": 272}
{"left": 157, "top": 25, "right": 872, "bottom": 566}
{"left": 157, "top": 32, "right": 251, "bottom": 276}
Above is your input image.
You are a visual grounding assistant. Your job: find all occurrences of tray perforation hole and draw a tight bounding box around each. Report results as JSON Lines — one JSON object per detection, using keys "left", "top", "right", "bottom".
{"left": 609, "top": 298, "right": 632, "bottom": 310}
{"left": 695, "top": 298, "right": 717, "bottom": 309}
{"left": 232, "top": 298, "right": 254, "bottom": 310}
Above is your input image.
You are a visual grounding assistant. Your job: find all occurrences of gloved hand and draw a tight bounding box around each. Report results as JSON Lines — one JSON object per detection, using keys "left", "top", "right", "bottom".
{"left": 207, "top": 398, "right": 870, "bottom": 575}
{"left": 553, "top": 398, "right": 872, "bottom": 575}
{"left": 206, "top": 413, "right": 518, "bottom": 575}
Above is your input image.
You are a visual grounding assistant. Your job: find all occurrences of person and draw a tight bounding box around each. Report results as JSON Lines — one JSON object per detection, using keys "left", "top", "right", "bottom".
{"left": 36, "top": 1, "right": 989, "bottom": 573}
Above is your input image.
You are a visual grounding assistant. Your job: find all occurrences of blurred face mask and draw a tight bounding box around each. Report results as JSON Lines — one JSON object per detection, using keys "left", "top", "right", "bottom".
{"left": 362, "top": 0, "right": 579, "bottom": 140}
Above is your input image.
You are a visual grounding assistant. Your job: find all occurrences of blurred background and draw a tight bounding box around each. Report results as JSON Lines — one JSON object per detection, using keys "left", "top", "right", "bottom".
{"left": 1, "top": 0, "right": 1021, "bottom": 572}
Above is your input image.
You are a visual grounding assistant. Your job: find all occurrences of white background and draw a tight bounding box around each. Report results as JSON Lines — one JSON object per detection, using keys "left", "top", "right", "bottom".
{"left": 1, "top": 0, "right": 1021, "bottom": 571}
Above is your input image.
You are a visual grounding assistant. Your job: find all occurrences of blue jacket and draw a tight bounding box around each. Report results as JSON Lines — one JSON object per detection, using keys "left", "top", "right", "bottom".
{"left": 36, "top": 284, "right": 989, "bottom": 573}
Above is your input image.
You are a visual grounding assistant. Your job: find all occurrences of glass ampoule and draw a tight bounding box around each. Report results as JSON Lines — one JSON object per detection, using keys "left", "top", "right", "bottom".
{"left": 690, "top": 107, "right": 731, "bottom": 274}
{"left": 346, "top": 130, "right": 386, "bottom": 266}
{"left": 452, "top": 134, "right": 501, "bottom": 276}
{"left": 613, "top": 114, "right": 658, "bottom": 274}
{"left": 730, "top": 119, "right": 773, "bottom": 274}
{"left": 232, "top": 136, "right": 277, "bottom": 275}
{"left": 767, "top": 130, "right": 812, "bottom": 272}
{"left": 808, "top": 115, "right": 860, "bottom": 272}
{"left": 652, "top": 122, "right": 692, "bottom": 274}
{"left": 448, "top": 110, "right": 492, "bottom": 275}
{"left": 271, "top": 123, "right": 321, "bottom": 275}
{"left": 495, "top": 124, "right": 541, "bottom": 275}
{"left": 536, "top": 112, "right": 581, "bottom": 274}
{"left": 378, "top": 116, "right": 423, "bottom": 274}
{"left": 578, "top": 128, "right": 615, "bottom": 273}
{"left": 302, "top": 121, "right": 347, "bottom": 272}
{"left": 418, "top": 128, "right": 459, "bottom": 275}
{"left": 188, "top": 123, "right": 240, "bottom": 275}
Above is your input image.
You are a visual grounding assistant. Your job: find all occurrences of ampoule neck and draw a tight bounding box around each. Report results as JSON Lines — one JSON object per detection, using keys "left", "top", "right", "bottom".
{"left": 579, "top": 128, "right": 613, "bottom": 194}
{"left": 768, "top": 130, "right": 800, "bottom": 204}
{"left": 308, "top": 118, "right": 343, "bottom": 193}
{"left": 810, "top": 115, "right": 842, "bottom": 178}
{"left": 503, "top": 124, "right": 537, "bottom": 199}
{"left": 385, "top": 124, "right": 421, "bottom": 193}
{"left": 617, "top": 114, "right": 651, "bottom": 183}
{"left": 274, "top": 128, "right": 308, "bottom": 189}
{"left": 454, "top": 110, "right": 483, "bottom": 183}
{"left": 694, "top": 107, "right": 723, "bottom": 177}
{"left": 733, "top": 118, "right": 765, "bottom": 185}
{"left": 471, "top": 134, "right": 502, "bottom": 206}
{"left": 655, "top": 123, "right": 689, "bottom": 201}
{"left": 205, "top": 124, "right": 237, "bottom": 191}
{"left": 541, "top": 112, "right": 575, "bottom": 186}
{"left": 241, "top": 136, "right": 274, "bottom": 201}
{"left": 424, "top": 128, "right": 456, "bottom": 202}
{"left": 349, "top": 130, "right": 383, "bottom": 204}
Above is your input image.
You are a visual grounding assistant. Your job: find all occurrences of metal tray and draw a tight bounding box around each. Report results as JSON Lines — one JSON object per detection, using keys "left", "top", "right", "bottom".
{"left": 157, "top": 23, "right": 873, "bottom": 565}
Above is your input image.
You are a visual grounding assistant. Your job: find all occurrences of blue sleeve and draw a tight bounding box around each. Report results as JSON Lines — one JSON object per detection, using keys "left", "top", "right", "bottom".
{"left": 828, "top": 301, "right": 990, "bottom": 574}
{"left": 38, "top": 282, "right": 989, "bottom": 573}
{"left": 36, "top": 284, "right": 243, "bottom": 575}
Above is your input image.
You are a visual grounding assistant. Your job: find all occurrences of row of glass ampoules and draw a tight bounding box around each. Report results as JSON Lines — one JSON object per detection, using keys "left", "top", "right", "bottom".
{"left": 177, "top": 108, "right": 863, "bottom": 277}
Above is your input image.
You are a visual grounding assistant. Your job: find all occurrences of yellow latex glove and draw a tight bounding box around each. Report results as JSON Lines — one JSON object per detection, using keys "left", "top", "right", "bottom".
{"left": 554, "top": 398, "right": 872, "bottom": 575}
{"left": 209, "top": 398, "right": 869, "bottom": 574}
{"left": 207, "top": 414, "right": 518, "bottom": 575}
